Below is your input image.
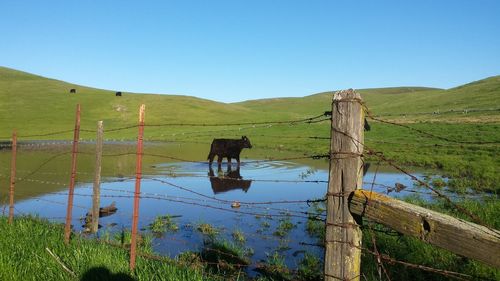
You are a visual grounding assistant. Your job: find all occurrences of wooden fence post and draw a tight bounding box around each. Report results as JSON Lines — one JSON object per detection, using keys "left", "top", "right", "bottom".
{"left": 8, "top": 130, "right": 17, "bottom": 224}
{"left": 324, "top": 89, "right": 364, "bottom": 281}
{"left": 64, "top": 104, "right": 81, "bottom": 244}
{"left": 91, "top": 121, "right": 104, "bottom": 233}
{"left": 130, "top": 104, "right": 145, "bottom": 270}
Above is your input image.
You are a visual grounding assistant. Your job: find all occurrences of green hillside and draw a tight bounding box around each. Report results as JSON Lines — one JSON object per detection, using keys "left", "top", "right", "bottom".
{"left": 0, "top": 67, "right": 255, "bottom": 138}
{"left": 236, "top": 87, "right": 439, "bottom": 114}
{"left": 238, "top": 78, "right": 500, "bottom": 121}
{"left": 1, "top": 66, "right": 499, "bottom": 138}
{"left": 0, "top": 66, "right": 499, "bottom": 192}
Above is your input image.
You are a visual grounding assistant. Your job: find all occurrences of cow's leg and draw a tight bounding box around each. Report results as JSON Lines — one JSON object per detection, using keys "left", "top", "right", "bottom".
{"left": 227, "top": 157, "right": 232, "bottom": 168}
{"left": 208, "top": 153, "right": 215, "bottom": 166}
{"left": 217, "top": 155, "right": 222, "bottom": 169}
{"left": 236, "top": 156, "right": 241, "bottom": 167}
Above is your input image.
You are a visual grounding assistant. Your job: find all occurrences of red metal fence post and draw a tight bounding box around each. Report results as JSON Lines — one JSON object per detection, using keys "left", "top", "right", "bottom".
{"left": 8, "top": 130, "right": 17, "bottom": 224}
{"left": 130, "top": 104, "right": 146, "bottom": 270}
{"left": 64, "top": 104, "right": 81, "bottom": 244}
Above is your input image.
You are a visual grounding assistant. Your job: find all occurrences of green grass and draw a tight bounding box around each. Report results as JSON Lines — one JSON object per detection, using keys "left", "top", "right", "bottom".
{"left": 2, "top": 66, "right": 499, "bottom": 280}
{"left": 148, "top": 215, "right": 180, "bottom": 235}
{"left": 197, "top": 223, "right": 219, "bottom": 237}
{"left": 1, "top": 66, "right": 499, "bottom": 139}
{"left": 297, "top": 253, "right": 322, "bottom": 281}
{"left": 0, "top": 216, "right": 222, "bottom": 281}
{"left": 232, "top": 229, "right": 246, "bottom": 244}
{"left": 255, "top": 252, "right": 293, "bottom": 281}
{"left": 273, "top": 217, "right": 295, "bottom": 237}
{"left": 361, "top": 196, "right": 500, "bottom": 281}
{"left": 365, "top": 122, "right": 500, "bottom": 192}
{"left": 1, "top": 66, "right": 498, "bottom": 193}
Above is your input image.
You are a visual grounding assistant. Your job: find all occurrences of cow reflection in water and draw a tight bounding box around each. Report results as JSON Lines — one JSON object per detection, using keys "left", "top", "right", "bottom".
{"left": 208, "top": 166, "right": 252, "bottom": 194}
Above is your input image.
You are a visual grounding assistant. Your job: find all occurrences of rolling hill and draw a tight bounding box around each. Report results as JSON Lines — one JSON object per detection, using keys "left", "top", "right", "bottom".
{"left": 0, "top": 66, "right": 499, "bottom": 138}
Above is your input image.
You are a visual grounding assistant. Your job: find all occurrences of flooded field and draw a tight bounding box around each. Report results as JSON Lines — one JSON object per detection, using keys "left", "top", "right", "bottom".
{"left": 0, "top": 141, "right": 471, "bottom": 273}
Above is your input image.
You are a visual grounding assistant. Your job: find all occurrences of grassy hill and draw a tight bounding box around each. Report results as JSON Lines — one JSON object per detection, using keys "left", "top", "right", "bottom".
{"left": 0, "top": 67, "right": 256, "bottom": 138}
{"left": 1, "top": 66, "right": 499, "bottom": 192}
{"left": 0, "top": 67, "right": 499, "bottom": 281}
{"left": 238, "top": 79, "right": 500, "bottom": 121}
{"left": 235, "top": 87, "right": 440, "bottom": 116}
{"left": 2, "top": 66, "right": 499, "bottom": 139}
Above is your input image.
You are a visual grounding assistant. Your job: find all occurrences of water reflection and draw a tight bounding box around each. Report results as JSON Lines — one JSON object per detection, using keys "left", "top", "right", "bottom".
{"left": 208, "top": 166, "right": 252, "bottom": 194}
{"left": 1, "top": 142, "right": 476, "bottom": 277}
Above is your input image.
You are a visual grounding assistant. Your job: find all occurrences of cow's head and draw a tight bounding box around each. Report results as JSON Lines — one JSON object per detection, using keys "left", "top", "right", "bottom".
{"left": 241, "top": 136, "right": 252, "bottom": 148}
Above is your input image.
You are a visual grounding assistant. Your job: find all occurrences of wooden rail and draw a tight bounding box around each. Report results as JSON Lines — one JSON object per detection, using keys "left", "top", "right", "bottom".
{"left": 349, "top": 189, "right": 500, "bottom": 268}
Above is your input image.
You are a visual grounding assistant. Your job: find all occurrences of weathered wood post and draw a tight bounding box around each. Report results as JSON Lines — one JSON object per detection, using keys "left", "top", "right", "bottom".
{"left": 8, "top": 130, "right": 17, "bottom": 224}
{"left": 324, "top": 89, "right": 364, "bottom": 281}
{"left": 130, "top": 104, "right": 145, "bottom": 270}
{"left": 91, "top": 121, "right": 104, "bottom": 233}
{"left": 349, "top": 190, "right": 500, "bottom": 268}
{"left": 64, "top": 104, "right": 81, "bottom": 244}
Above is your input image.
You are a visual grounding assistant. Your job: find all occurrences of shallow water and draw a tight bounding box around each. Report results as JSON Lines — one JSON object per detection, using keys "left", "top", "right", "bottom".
{"left": 0, "top": 141, "right": 466, "bottom": 273}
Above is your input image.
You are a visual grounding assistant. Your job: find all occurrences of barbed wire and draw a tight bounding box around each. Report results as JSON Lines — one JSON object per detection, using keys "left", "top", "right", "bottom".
{"left": 325, "top": 117, "right": 496, "bottom": 230}
{"left": 15, "top": 151, "right": 73, "bottom": 179}
{"left": 1, "top": 134, "right": 492, "bottom": 232}
{"left": 364, "top": 163, "right": 392, "bottom": 281}
{"left": 0, "top": 129, "right": 75, "bottom": 140}
{"left": 93, "top": 235, "right": 301, "bottom": 279}
{"left": 42, "top": 191, "right": 321, "bottom": 222}
{"left": 146, "top": 113, "right": 329, "bottom": 127}
{"left": 362, "top": 247, "right": 474, "bottom": 281}
{"left": 69, "top": 112, "right": 331, "bottom": 135}
{"left": 367, "top": 139, "right": 500, "bottom": 148}
{"left": 153, "top": 173, "right": 329, "bottom": 184}
{"left": 367, "top": 115, "right": 500, "bottom": 145}
{"left": 149, "top": 178, "right": 325, "bottom": 207}
{"left": 365, "top": 149, "right": 492, "bottom": 229}
{"left": 2, "top": 101, "right": 498, "bottom": 280}
{"left": 98, "top": 185, "right": 326, "bottom": 219}
{"left": 6, "top": 195, "right": 491, "bottom": 280}
{"left": 373, "top": 107, "right": 500, "bottom": 118}
{"left": 141, "top": 122, "right": 318, "bottom": 140}
{"left": 0, "top": 173, "right": 67, "bottom": 187}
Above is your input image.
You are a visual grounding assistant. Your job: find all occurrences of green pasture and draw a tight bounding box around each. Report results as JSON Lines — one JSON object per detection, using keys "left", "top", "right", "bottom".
{"left": 1, "top": 66, "right": 499, "bottom": 280}
{"left": 0, "top": 216, "right": 222, "bottom": 281}
{"left": 1, "top": 66, "right": 499, "bottom": 193}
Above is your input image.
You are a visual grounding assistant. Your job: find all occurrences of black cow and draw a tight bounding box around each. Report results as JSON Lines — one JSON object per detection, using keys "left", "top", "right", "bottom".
{"left": 207, "top": 136, "right": 252, "bottom": 167}
{"left": 69, "top": 88, "right": 76, "bottom": 93}
{"left": 116, "top": 91, "right": 122, "bottom": 97}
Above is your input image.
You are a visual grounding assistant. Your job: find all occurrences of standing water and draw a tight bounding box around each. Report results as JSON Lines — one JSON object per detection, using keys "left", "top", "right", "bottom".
{"left": 0, "top": 141, "right": 457, "bottom": 274}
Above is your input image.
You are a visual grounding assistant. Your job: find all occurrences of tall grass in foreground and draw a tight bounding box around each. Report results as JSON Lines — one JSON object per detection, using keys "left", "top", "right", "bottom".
{"left": 0, "top": 216, "right": 220, "bottom": 281}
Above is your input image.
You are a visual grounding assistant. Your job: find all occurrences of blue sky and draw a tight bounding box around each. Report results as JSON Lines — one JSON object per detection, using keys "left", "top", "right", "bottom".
{"left": 1, "top": 1, "right": 499, "bottom": 102}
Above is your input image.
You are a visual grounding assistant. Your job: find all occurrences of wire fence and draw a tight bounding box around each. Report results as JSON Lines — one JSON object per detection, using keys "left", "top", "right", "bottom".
{"left": 1, "top": 100, "right": 499, "bottom": 280}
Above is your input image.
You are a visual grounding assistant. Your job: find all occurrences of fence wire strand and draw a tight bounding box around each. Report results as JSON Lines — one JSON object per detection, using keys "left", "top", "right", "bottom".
{"left": 2, "top": 103, "right": 499, "bottom": 280}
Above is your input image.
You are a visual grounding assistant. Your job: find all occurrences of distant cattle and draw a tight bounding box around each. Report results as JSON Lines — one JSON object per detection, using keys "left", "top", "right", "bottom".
{"left": 116, "top": 91, "right": 122, "bottom": 97}
{"left": 69, "top": 88, "right": 76, "bottom": 93}
{"left": 207, "top": 136, "right": 252, "bottom": 166}
{"left": 208, "top": 166, "right": 252, "bottom": 194}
